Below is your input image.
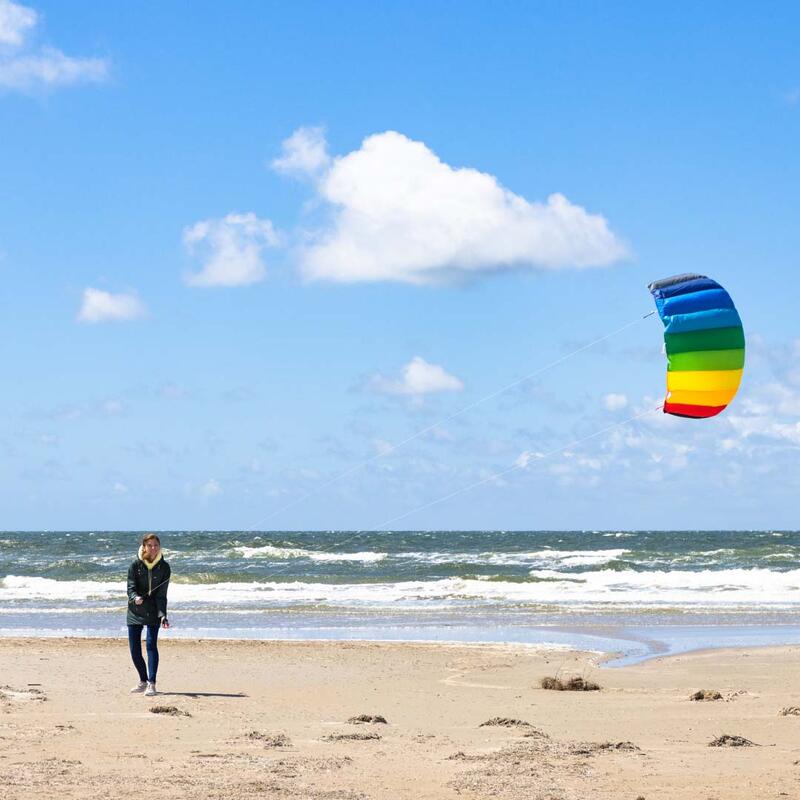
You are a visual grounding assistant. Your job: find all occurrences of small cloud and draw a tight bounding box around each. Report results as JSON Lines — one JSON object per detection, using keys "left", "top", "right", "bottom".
{"left": 112, "top": 481, "right": 128, "bottom": 494}
{"left": 77, "top": 288, "right": 147, "bottom": 323}
{"left": 603, "top": 393, "right": 628, "bottom": 411}
{"left": 372, "top": 356, "right": 465, "bottom": 397}
{"left": 374, "top": 439, "right": 395, "bottom": 456}
{"left": 0, "top": 0, "right": 37, "bottom": 47}
{"left": 201, "top": 478, "right": 221, "bottom": 497}
{"left": 101, "top": 399, "right": 124, "bottom": 415}
{"left": 183, "top": 212, "right": 278, "bottom": 287}
{"left": 0, "top": 1, "right": 109, "bottom": 92}
{"left": 781, "top": 87, "right": 800, "bottom": 107}
{"left": 159, "top": 382, "right": 186, "bottom": 400}
{"left": 271, "top": 125, "right": 330, "bottom": 177}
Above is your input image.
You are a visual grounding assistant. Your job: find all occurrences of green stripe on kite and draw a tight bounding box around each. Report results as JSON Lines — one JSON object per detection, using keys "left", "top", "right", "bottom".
{"left": 668, "top": 348, "right": 745, "bottom": 372}
{"left": 665, "top": 326, "right": 745, "bottom": 355}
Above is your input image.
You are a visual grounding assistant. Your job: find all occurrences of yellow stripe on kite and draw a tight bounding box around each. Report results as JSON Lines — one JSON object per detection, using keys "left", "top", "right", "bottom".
{"left": 666, "top": 369, "right": 743, "bottom": 393}
{"left": 666, "top": 388, "right": 738, "bottom": 407}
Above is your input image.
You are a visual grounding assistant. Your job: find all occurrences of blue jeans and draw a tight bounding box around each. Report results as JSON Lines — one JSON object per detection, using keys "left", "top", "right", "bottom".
{"left": 128, "top": 623, "right": 160, "bottom": 683}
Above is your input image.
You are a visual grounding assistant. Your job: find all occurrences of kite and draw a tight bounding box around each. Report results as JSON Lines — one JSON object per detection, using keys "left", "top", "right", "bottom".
{"left": 648, "top": 273, "right": 744, "bottom": 418}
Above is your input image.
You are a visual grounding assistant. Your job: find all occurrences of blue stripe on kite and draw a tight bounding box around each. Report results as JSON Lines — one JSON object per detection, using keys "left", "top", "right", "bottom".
{"left": 663, "top": 307, "right": 742, "bottom": 335}
{"left": 661, "top": 288, "right": 735, "bottom": 317}
{"left": 650, "top": 277, "right": 721, "bottom": 300}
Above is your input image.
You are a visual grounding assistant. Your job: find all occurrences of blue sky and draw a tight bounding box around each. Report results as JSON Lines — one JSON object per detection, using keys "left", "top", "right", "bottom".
{"left": 0, "top": 0, "right": 798, "bottom": 530}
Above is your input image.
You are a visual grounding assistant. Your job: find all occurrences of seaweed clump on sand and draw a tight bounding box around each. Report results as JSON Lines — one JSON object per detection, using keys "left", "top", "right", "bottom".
{"left": 690, "top": 689, "right": 722, "bottom": 701}
{"left": 245, "top": 731, "right": 291, "bottom": 747}
{"left": 479, "top": 717, "right": 533, "bottom": 728}
{"left": 779, "top": 706, "right": 800, "bottom": 716}
{"left": 149, "top": 705, "right": 191, "bottom": 717}
{"left": 540, "top": 676, "right": 600, "bottom": 692}
{"left": 324, "top": 731, "right": 381, "bottom": 742}
{"left": 347, "top": 714, "right": 387, "bottom": 724}
{"left": 708, "top": 734, "right": 757, "bottom": 747}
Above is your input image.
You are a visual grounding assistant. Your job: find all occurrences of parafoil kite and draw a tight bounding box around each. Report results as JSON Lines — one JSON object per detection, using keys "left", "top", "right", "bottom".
{"left": 648, "top": 273, "right": 744, "bottom": 418}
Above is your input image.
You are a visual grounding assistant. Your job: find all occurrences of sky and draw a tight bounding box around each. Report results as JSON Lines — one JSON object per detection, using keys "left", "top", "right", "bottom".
{"left": 0, "top": 0, "right": 798, "bottom": 531}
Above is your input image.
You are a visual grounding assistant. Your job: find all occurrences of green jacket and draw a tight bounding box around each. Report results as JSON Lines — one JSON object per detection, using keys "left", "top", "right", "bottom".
{"left": 126, "top": 554, "right": 171, "bottom": 626}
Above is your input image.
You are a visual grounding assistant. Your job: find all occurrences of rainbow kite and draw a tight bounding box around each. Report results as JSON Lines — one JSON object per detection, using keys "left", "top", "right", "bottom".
{"left": 648, "top": 274, "right": 744, "bottom": 419}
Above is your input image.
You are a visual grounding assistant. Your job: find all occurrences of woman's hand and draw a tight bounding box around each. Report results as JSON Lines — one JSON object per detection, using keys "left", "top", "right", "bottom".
{"left": 161, "top": 617, "right": 170, "bottom": 629}
{"left": 134, "top": 596, "right": 144, "bottom": 605}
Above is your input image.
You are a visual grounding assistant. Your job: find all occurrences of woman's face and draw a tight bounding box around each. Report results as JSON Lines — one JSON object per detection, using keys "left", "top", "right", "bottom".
{"left": 143, "top": 538, "right": 161, "bottom": 560}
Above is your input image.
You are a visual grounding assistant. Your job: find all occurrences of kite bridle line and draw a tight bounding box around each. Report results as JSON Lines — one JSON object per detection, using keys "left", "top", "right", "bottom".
{"left": 244, "top": 310, "right": 657, "bottom": 532}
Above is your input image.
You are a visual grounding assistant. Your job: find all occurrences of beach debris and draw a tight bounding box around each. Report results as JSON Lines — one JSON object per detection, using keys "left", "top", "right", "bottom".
{"left": 323, "top": 731, "right": 381, "bottom": 741}
{"left": 571, "top": 740, "right": 641, "bottom": 755}
{"left": 708, "top": 734, "right": 757, "bottom": 747}
{"left": 479, "top": 717, "right": 533, "bottom": 728}
{"left": 724, "top": 690, "right": 749, "bottom": 702}
{"left": 0, "top": 685, "right": 47, "bottom": 704}
{"left": 346, "top": 713, "right": 387, "bottom": 724}
{"left": 149, "top": 705, "right": 191, "bottom": 717}
{"left": 540, "top": 676, "right": 601, "bottom": 691}
{"left": 779, "top": 706, "right": 800, "bottom": 716}
{"left": 244, "top": 730, "right": 292, "bottom": 747}
{"left": 690, "top": 689, "right": 722, "bottom": 701}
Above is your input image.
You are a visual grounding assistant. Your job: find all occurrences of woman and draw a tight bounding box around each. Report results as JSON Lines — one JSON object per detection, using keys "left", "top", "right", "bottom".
{"left": 127, "top": 533, "right": 171, "bottom": 696}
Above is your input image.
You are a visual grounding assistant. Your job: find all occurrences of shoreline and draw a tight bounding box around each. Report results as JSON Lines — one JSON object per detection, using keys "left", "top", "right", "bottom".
{"left": 5, "top": 616, "right": 800, "bottom": 667}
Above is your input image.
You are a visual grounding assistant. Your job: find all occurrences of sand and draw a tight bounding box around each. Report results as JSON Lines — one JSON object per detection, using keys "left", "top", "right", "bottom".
{"left": 1, "top": 637, "right": 799, "bottom": 799}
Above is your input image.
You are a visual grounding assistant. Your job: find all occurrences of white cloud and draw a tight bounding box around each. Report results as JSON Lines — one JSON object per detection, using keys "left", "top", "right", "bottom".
{"left": 271, "top": 126, "right": 330, "bottom": 177}
{"left": 0, "top": 0, "right": 36, "bottom": 46}
{"left": 603, "top": 393, "right": 628, "bottom": 411}
{"left": 372, "top": 356, "right": 464, "bottom": 396}
{"left": 77, "top": 288, "right": 147, "bottom": 323}
{"left": 294, "top": 130, "right": 627, "bottom": 284}
{"left": 374, "top": 439, "right": 395, "bottom": 456}
{"left": 0, "top": 1, "right": 109, "bottom": 92}
{"left": 183, "top": 212, "right": 278, "bottom": 287}
{"left": 101, "top": 399, "right": 124, "bottom": 415}
{"left": 112, "top": 481, "right": 128, "bottom": 495}
{"left": 201, "top": 478, "right": 221, "bottom": 497}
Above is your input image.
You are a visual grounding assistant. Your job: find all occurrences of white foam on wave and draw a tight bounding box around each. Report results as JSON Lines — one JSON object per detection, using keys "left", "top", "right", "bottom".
{"left": 231, "top": 545, "right": 386, "bottom": 563}
{"left": 398, "top": 549, "right": 628, "bottom": 567}
{"left": 3, "top": 568, "right": 798, "bottom": 609}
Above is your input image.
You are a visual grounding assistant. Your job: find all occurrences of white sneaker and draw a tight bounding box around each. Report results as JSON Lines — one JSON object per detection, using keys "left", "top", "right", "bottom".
{"left": 130, "top": 681, "right": 147, "bottom": 693}
{"left": 144, "top": 682, "right": 157, "bottom": 697}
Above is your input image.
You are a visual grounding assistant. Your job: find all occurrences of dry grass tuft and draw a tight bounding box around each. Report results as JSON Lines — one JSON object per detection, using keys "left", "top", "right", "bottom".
{"left": 708, "top": 734, "right": 757, "bottom": 747}
{"left": 323, "top": 731, "right": 381, "bottom": 742}
{"left": 540, "top": 676, "right": 600, "bottom": 692}
{"left": 479, "top": 717, "right": 533, "bottom": 728}
{"left": 690, "top": 689, "right": 722, "bottom": 701}
{"left": 346, "top": 714, "right": 387, "bottom": 724}
{"left": 149, "top": 705, "right": 191, "bottom": 717}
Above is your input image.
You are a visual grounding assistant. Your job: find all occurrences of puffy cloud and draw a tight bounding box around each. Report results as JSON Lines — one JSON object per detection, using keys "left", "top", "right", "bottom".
{"left": 0, "top": 0, "right": 36, "bottom": 46}
{"left": 372, "top": 356, "right": 464, "bottom": 396}
{"left": 201, "top": 478, "right": 221, "bottom": 497}
{"left": 183, "top": 212, "right": 278, "bottom": 287}
{"left": 271, "top": 125, "right": 330, "bottom": 177}
{"left": 77, "top": 288, "right": 147, "bottom": 323}
{"left": 0, "top": 1, "right": 108, "bottom": 92}
{"left": 294, "top": 130, "right": 627, "bottom": 284}
{"left": 603, "top": 393, "right": 628, "bottom": 411}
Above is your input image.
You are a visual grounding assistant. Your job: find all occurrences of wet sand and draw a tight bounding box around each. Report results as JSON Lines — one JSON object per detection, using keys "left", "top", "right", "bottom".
{"left": 1, "top": 637, "right": 799, "bottom": 799}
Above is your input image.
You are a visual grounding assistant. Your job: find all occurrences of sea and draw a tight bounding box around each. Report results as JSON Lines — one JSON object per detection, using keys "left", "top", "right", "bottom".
{"left": 2, "top": 530, "right": 799, "bottom": 666}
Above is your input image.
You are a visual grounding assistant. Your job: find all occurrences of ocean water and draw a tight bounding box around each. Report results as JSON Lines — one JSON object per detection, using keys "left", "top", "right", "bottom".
{"left": 2, "top": 530, "right": 800, "bottom": 665}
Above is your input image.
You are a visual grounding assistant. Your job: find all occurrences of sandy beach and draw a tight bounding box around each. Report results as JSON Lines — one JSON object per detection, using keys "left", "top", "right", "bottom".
{"left": 1, "top": 638, "right": 799, "bottom": 799}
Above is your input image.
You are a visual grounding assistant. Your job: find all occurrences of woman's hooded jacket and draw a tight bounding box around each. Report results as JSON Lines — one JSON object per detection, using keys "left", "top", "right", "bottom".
{"left": 126, "top": 546, "right": 170, "bottom": 626}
